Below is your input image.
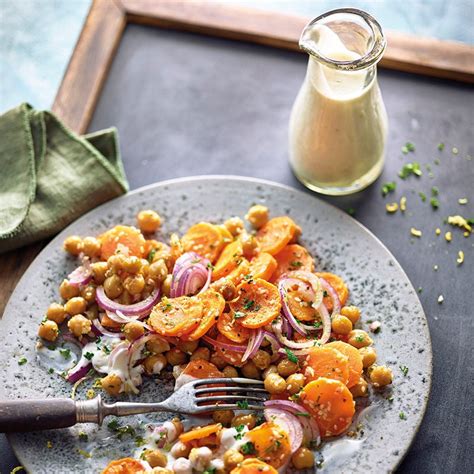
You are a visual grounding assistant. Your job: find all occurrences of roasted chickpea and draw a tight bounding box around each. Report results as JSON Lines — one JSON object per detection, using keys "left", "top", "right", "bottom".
{"left": 211, "top": 278, "right": 237, "bottom": 301}
{"left": 123, "top": 274, "right": 145, "bottom": 295}
{"left": 123, "top": 321, "right": 145, "bottom": 342}
{"left": 210, "top": 353, "right": 227, "bottom": 370}
{"left": 292, "top": 447, "right": 314, "bottom": 470}
{"left": 245, "top": 205, "right": 269, "bottom": 229}
{"left": 262, "top": 364, "right": 278, "bottom": 379}
{"left": 348, "top": 329, "right": 373, "bottom": 348}
{"left": 46, "top": 303, "right": 66, "bottom": 324}
{"left": 67, "top": 314, "right": 92, "bottom": 337}
{"left": 331, "top": 315, "right": 353, "bottom": 335}
{"left": 239, "top": 232, "right": 258, "bottom": 257}
{"left": 189, "top": 447, "right": 212, "bottom": 471}
{"left": 231, "top": 414, "right": 256, "bottom": 430}
{"left": 64, "top": 296, "right": 87, "bottom": 316}
{"left": 118, "top": 290, "right": 133, "bottom": 305}
{"left": 101, "top": 373, "right": 122, "bottom": 396}
{"left": 107, "top": 254, "right": 127, "bottom": 274}
{"left": 85, "top": 305, "right": 99, "bottom": 321}
{"left": 143, "top": 354, "right": 167, "bottom": 375}
{"left": 144, "top": 449, "right": 168, "bottom": 468}
{"left": 241, "top": 361, "right": 261, "bottom": 379}
{"left": 122, "top": 255, "right": 142, "bottom": 274}
{"left": 213, "top": 409, "right": 235, "bottom": 427}
{"left": 81, "top": 284, "right": 96, "bottom": 303}
{"left": 170, "top": 441, "right": 191, "bottom": 459}
{"left": 223, "top": 448, "right": 244, "bottom": 470}
{"left": 350, "top": 377, "right": 369, "bottom": 398}
{"left": 252, "top": 350, "right": 271, "bottom": 370}
{"left": 222, "top": 366, "right": 239, "bottom": 378}
{"left": 149, "top": 468, "right": 172, "bottom": 474}
{"left": 286, "top": 373, "right": 305, "bottom": 395}
{"left": 224, "top": 217, "right": 244, "bottom": 236}
{"left": 59, "top": 279, "right": 80, "bottom": 300}
{"left": 341, "top": 305, "right": 361, "bottom": 325}
{"left": 91, "top": 261, "right": 108, "bottom": 284}
{"left": 137, "top": 210, "right": 162, "bottom": 233}
{"left": 103, "top": 274, "right": 123, "bottom": 299}
{"left": 82, "top": 236, "right": 101, "bottom": 257}
{"left": 38, "top": 320, "right": 59, "bottom": 341}
{"left": 63, "top": 236, "right": 83, "bottom": 255}
{"left": 177, "top": 340, "right": 199, "bottom": 354}
{"left": 277, "top": 359, "right": 299, "bottom": 377}
{"left": 359, "top": 346, "right": 377, "bottom": 368}
{"left": 161, "top": 274, "right": 172, "bottom": 297}
{"left": 166, "top": 348, "right": 187, "bottom": 366}
{"left": 264, "top": 373, "right": 287, "bottom": 394}
{"left": 148, "top": 259, "right": 168, "bottom": 285}
{"left": 190, "top": 347, "right": 211, "bottom": 361}
{"left": 146, "top": 338, "right": 170, "bottom": 354}
{"left": 369, "top": 365, "right": 393, "bottom": 388}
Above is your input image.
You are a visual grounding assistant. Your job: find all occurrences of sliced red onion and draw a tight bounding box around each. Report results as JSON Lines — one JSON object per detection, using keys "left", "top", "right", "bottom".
{"left": 92, "top": 319, "right": 125, "bottom": 339}
{"left": 242, "top": 329, "right": 264, "bottom": 363}
{"left": 273, "top": 319, "right": 319, "bottom": 349}
{"left": 96, "top": 286, "right": 160, "bottom": 316}
{"left": 170, "top": 252, "right": 212, "bottom": 298}
{"left": 127, "top": 333, "right": 170, "bottom": 356}
{"left": 264, "top": 407, "right": 303, "bottom": 453}
{"left": 202, "top": 335, "right": 247, "bottom": 353}
{"left": 68, "top": 266, "right": 92, "bottom": 287}
{"left": 262, "top": 330, "right": 282, "bottom": 355}
{"left": 66, "top": 354, "right": 92, "bottom": 383}
{"left": 278, "top": 278, "right": 310, "bottom": 336}
{"left": 105, "top": 310, "right": 151, "bottom": 331}
{"left": 281, "top": 316, "right": 293, "bottom": 340}
{"left": 316, "top": 302, "right": 331, "bottom": 345}
{"left": 264, "top": 400, "right": 321, "bottom": 447}
{"left": 282, "top": 271, "right": 323, "bottom": 309}
{"left": 319, "top": 277, "right": 341, "bottom": 316}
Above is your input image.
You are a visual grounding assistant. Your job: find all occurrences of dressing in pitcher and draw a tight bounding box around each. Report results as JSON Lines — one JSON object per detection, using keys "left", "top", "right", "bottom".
{"left": 289, "top": 9, "right": 388, "bottom": 195}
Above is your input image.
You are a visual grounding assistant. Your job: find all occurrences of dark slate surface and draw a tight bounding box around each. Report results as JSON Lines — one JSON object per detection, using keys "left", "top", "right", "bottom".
{"left": 2, "top": 24, "right": 473, "bottom": 473}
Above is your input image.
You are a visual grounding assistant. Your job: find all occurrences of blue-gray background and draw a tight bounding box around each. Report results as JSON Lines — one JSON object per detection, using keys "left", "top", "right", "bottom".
{"left": 1, "top": 0, "right": 473, "bottom": 113}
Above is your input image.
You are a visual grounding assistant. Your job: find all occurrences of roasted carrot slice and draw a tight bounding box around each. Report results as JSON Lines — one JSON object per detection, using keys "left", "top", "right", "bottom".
{"left": 226, "top": 258, "right": 250, "bottom": 285}
{"left": 100, "top": 312, "right": 123, "bottom": 329}
{"left": 326, "top": 341, "right": 363, "bottom": 388}
{"left": 179, "top": 423, "right": 222, "bottom": 444}
{"left": 231, "top": 459, "right": 278, "bottom": 474}
{"left": 181, "top": 290, "right": 225, "bottom": 341}
{"left": 215, "top": 333, "right": 246, "bottom": 367}
{"left": 286, "top": 283, "right": 318, "bottom": 322}
{"left": 255, "top": 216, "right": 297, "bottom": 255}
{"left": 245, "top": 421, "right": 292, "bottom": 468}
{"left": 217, "top": 311, "right": 251, "bottom": 343}
{"left": 248, "top": 252, "right": 277, "bottom": 281}
{"left": 304, "top": 346, "right": 350, "bottom": 385}
{"left": 272, "top": 244, "right": 314, "bottom": 281}
{"left": 316, "top": 272, "right": 349, "bottom": 310}
{"left": 212, "top": 240, "right": 244, "bottom": 281}
{"left": 181, "top": 359, "right": 223, "bottom": 379}
{"left": 301, "top": 377, "right": 355, "bottom": 437}
{"left": 229, "top": 279, "right": 281, "bottom": 329}
{"left": 102, "top": 458, "right": 145, "bottom": 474}
{"left": 181, "top": 222, "right": 224, "bottom": 263}
{"left": 99, "top": 225, "right": 146, "bottom": 260}
{"left": 149, "top": 296, "right": 202, "bottom": 337}
{"left": 216, "top": 224, "right": 234, "bottom": 244}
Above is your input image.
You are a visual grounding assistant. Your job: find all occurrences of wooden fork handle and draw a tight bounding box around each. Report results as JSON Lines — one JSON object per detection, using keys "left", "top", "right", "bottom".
{"left": 0, "top": 398, "right": 77, "bottom": 432}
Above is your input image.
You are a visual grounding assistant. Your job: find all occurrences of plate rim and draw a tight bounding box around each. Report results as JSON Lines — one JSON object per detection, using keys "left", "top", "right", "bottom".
{"left": 2, "top": 175, "right": 433, "bottom": 472}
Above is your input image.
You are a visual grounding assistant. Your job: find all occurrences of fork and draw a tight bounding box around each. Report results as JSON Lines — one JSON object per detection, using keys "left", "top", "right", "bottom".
{"left": 0, "top": 378, "right": 267, "bottom": 433}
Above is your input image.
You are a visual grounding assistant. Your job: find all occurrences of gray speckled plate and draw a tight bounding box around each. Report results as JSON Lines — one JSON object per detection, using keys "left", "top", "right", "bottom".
{"left": 0, "top": 176, "right": 432, "bottom": 474}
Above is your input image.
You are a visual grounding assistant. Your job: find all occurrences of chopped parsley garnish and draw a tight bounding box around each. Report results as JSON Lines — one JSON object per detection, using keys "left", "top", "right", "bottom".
{"left": 243, "top": 299, "right": 256, "bottom": 310}
{"left": 236, "top": 400, "right": 249, "bottom": 409}
{"left": 346, "top": 208, "right": 356, "bottom": 216}
{"left": 48, "top": 368, "right": 54, "bottom": 374}
{"left": 243, "top": 274, "right": 253, "bottom": 281}
{"left": 234, "top": 311, "right": 246, "bottom": 319}
{"left": 102, "top": 345, "right": 111, "bottom": 355}
{"left": 431, "top": 186, "right": 439, "bottom": 196}
{"left": 401, "top": 142, "right": 415, "bottom": 154}
{"left": 78, "top": 432, "right": 88, "bottom": 442}
{"left": 313, "top": 321, "right": 322, "bottom": 328}
{"left": 59, "top": 348, "right": 71, "bottom": 360}
{"left": 84, "top": 352, "right": 94, "bottom": 361}
{"left": 77, "top": 448, "right": 91, "bottom": 458}
{"left": 430, "top": 198, "right": 440, "bottom": 209}
{"left": 294, "top": 412, "right": 310, "bottom": 418}
{"left": 234, "top": 424, "right": 246, "bottom": 440}
{"left": 147, "top": 248, "right": 156, "bottom": 262}
{"left": 399, "top": 365, "right": 409, "bottom": 376}
{"left": 107, "top": 419, "right": 120, "bottom": 431}
{"left": 399, "top": 162, "right": 422, "bottom": 179}
{"left": 18, "top": 357, "right": 27, "bottom": 366}
{"left": 381, "top": 181, "right": 396, "bottom": 197}
{"left": 203, "top": 468, "right": 217, "bottom": 474}
{"left": 240, "top": 441, "right": 256, "bottom": 455}
{"left": 107, "top": 419, "right": 136, "bottom": 439}
{"left": 418, "top": 192, "right": 426, "bottom": 202}
{"left": 290, "top": 261, "right": 303, "bottom": 268}
{"left": 437, "top": 143, "right": 445, "bottom": 151}
{"left": 135, "top": 436, "right": 146, "bottom": 447}
{"left": 284, "top": 348, "right": 298, "bottom": 364}
{"left": 355, "top": 335, "right": 365, "bottom": 343}
{"left": 399, "top": 412, "right": 407, "bottom": 420}
{"left": 206, "top": 262, "right": 215, "bottom": 270}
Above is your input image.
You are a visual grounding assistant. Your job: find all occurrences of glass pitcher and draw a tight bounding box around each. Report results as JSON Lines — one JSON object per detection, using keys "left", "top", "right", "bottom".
{"left": 289, "top": 8, "right": 388, "bottom": 195}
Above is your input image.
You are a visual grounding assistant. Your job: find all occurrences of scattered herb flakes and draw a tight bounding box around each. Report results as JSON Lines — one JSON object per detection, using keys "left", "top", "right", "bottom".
{"left": 46, "top": 441, "right": 53, "bottom": 449}
{"left": 434, "top": 158, "right": 440, "bottom": 165}
{"left": 435, "top": 228, "right": 441, "bottom": 235}
{"left": 234, "top": 424, "right": 246, "bottom": 440}
{"left": 430, "top": 198, "right": 440, "bottom": 210}
{"left": 458, "top": 198, "right": 468, "bottom": 205}
{"left": 240, "top": 441, "right": 256, "bottom": 455}
{"left": 243, "top": 299, "right": 256, "bottom": 310}
{"left": 135, "top": 436, "right": 146, "bottom": 447}
{"left": 77, "top": 448, "right": 91, "bottom": 458}
{"left": 234, "top": 311, "right": 245, "bottom": 319}
{"left": 399, "top": 412, "right": 407, "bottom": 420}
{"left": 399, "top": 162, "right": 422, "bottom": 179}
{"left": 381, "top": 181, "right": 397, "bottom": 197}
{"left": 346, "top": 208, "right": 356, "bottom": 216}
{"left": 452, "top": 147, "right": 459, "bottom": 155}
{"left": 399, "top": 365, "right": 409, "bottom": 376}
{"left": 203, "top": 468, "right": 217, "bottom": 474}
{"left": 418, "top": 192, "right": 427, "bottom": 202}
{"left": 355, "top": 334, "right": 365, "bottom": 343}
{"left": 18, "top": 357, "right": 27, "bottom": 366}
{"left": 147, "top": 248, "right": 156, "bottom": 263}
{"left": 294, "top": 412, "right": 311, "bottom": 418}
{"left": 437, "top": 143, "right": 445, "bottom": 151}
{"left": 410, "top": 228, "right": 422, "bottom": 238}
{"left": 84, "top": 351, "right": 94, "bottom": 360}
{"left": 401, "top": 142, "right": 415, "bottom": 154}
{"left": 438, "top": 295, "right": 444, "bottom": 304}
{"left": 431, "top": 186, "right": 439, "bottom": 196}
{"left": 388, "top": 395, "right": 394, "bottom": 403}
{"left": 59, "top": 348, "right": 71, "bottom": 360}
{"left": 48, "top": 367, "right": 54, "bottom": 374}
{"left": 457, "top": 251, "right": 465, "bottom": 265}
{"left": 78, "top": 432, "right": 88, "bottom": 442}
{"left": 284, "top": 348, "right": 298, "bottom": 364}
{"left": 445, "top": 231, "right": 452, "bottom": 242}
{"left": 400, "top": 196, "right": 407, "bottom": 212}
{"left": 417, "top": 287, "right": 423, "bottom": 293}
{"left": 386, "top": 203, "right": 398, "bottom": 213}
{"left": 236, "top": 400, "right": 249, "bottom": 409}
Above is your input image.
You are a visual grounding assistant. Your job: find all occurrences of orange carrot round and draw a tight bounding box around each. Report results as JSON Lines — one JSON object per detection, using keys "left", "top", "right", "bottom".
{"left": 217, "top": 311, "right": 251, "bottom": 343}
{"left": 181, "top": 359, "right": 223, "bottom": 379}
{"left": 231, "top": 459, "right": 278, "bottom": 474}
{"left": 248, "top": 252, "right": 277, "bottom": 281}
{"left": 179, "top": 423, "right": 222, "bottom": 444}
{"left": 214, "top": 333, "right": 246, "bottom": 367}
{"left": 212, "top": 240, "right": 243, "bottom": 281}
{"left": 326, "top": 341, "right": 363, "bottom": 388}
{"left": 272, "top": 244, "right": 314, "bottom": 281}
{"left": 181, "top": 222, "right": 224, "bottom": 263}
{"left": 255, "top": 217, "right": 297, "bottom": 255}
{"left": 304, "top": 346, "right": 350, "bottom": 385}
{"left": 316, "top": 272, "right": 349, "bottom": 310}
{"left": 102, "top": 458, "right": 145, "bottom": 474}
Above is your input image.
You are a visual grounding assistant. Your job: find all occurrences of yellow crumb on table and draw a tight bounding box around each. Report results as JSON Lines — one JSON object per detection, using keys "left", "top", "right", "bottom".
{"left": 386, "top": 203, "right": 398, "bottom": 213}
{"left": 445, "top": 231, "right": 452, "bottom": 242}
{"left": 457, "top": 251, "right": 464, "bottom": 265}
{"left": 400, "top": 196, "right": 407, "bottom": 212}
{"left": 435, "top": 228, "right": 441, "bottom": 235}
{"left": 410, "top": 227, "right": 422, "bottom": 237}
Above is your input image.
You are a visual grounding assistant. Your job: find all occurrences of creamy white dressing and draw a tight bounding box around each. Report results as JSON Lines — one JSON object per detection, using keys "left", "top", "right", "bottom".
{"left": 36, "top": 340, "right": 80, "bottom": 373}
{"left": 289, "top": 24, "right": 387, "bottom": 194}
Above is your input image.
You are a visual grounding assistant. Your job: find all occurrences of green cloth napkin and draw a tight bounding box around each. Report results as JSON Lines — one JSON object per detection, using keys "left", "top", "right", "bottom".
{"left": 0, "top": 103, "right": 129, "bottom": 254}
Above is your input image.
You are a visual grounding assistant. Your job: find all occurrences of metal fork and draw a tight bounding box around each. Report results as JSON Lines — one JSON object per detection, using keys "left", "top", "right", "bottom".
{"left": 0, "top": 378, "right": 267, "bottom": 433}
